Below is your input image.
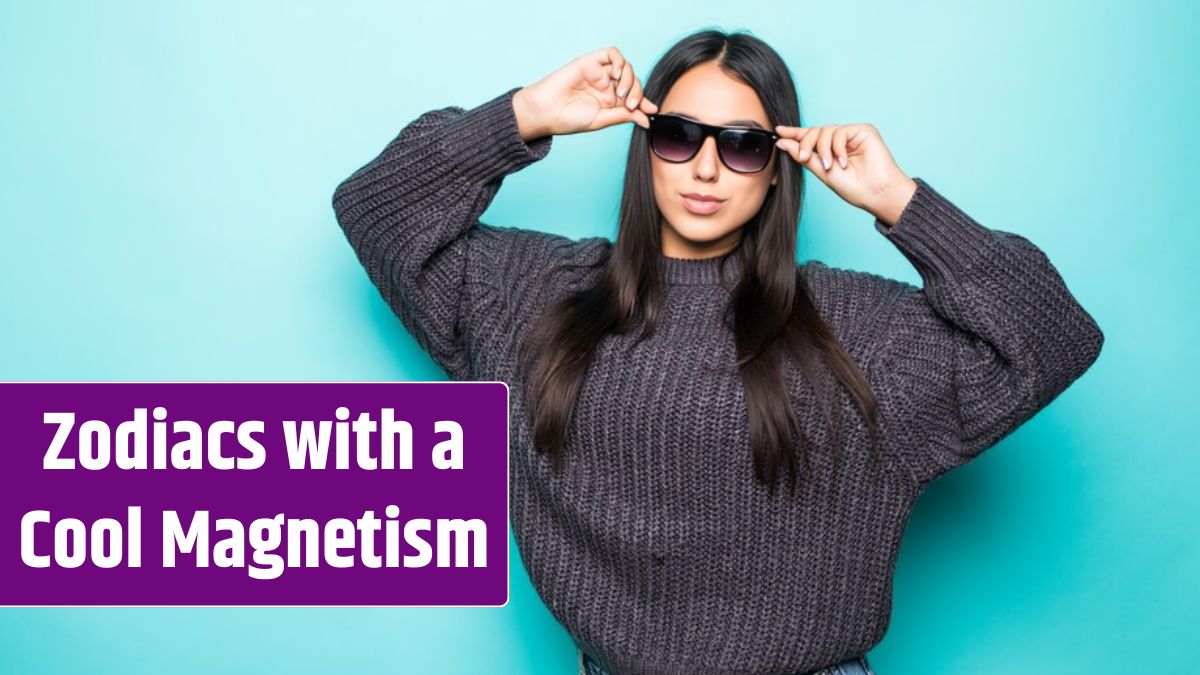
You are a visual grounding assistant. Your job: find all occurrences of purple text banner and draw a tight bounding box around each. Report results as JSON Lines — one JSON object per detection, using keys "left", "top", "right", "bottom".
{"left": 0, "top": 382, "right": 509, "bottom": 606}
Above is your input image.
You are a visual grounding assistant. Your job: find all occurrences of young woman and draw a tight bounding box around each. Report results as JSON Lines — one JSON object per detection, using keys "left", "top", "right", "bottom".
{"left": 332, "top": 29, "right": 1103, "bottom": 675}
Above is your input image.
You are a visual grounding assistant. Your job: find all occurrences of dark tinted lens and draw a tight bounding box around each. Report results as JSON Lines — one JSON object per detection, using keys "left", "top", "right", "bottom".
{"left": 650, "top": 116, "right": 703, "bottom": 162}
{"left": 718, "top": 129, "right": 774, "bottom": 172}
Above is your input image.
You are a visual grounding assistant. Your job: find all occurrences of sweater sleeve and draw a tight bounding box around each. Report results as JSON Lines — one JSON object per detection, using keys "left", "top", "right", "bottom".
{"left": 867, "top": 177, "right": 1105, "bottom": 488}
{"left": 330, "top": 86, "right": 556, "bottom": 380}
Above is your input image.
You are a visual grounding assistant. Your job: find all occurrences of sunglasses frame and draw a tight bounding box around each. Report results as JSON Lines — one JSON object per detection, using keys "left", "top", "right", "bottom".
{"left": 645, "top": 113, "right": 781, "bottom": 174}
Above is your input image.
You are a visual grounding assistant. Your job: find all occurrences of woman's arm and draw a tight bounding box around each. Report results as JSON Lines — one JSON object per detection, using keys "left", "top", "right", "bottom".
{"left": 330, "top": 87, "right": 556, "bottom": 380}
{"left": 866, "top": 178, "right": 1105, "bottom": 488}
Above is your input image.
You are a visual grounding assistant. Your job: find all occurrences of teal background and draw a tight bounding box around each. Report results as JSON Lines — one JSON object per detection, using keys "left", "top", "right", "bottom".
{"left": 1, "top": 1, "right": 1196, "bottom": 673}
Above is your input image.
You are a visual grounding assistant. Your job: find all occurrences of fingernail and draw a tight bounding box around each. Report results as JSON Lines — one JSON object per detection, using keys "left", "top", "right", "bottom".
{"left": 823, "top": 157, "right": 830, "bottom": 170}
{"left": 839, "top": 156, "right": 847, "bottom": 169}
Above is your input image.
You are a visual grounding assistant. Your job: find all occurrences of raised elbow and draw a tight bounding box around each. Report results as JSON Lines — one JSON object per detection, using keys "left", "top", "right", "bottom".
{"left": 331, "top": 174, "right": 360, "bottom": 234}
{"left": 1077, "top": 309, "right": 1105, "bottom": 374}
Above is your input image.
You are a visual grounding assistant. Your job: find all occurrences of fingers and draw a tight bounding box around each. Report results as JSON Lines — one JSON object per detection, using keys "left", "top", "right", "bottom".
{"left": 799, "top": 126, "right": 820, "bottom": 165}
{"left": 615, "top": 63, "right": 634, "bottom": 102}
{"left": 631, "top": 93, "right": 657, "bottom": 129}
{"left": 597, "top": 45, "right": 658, "bottom": 128}
{"left": 608, "top": 48, "right": 650, "bottom": 110}
{"left": 778, "top": 139, "right": 829, "bottom": 179}
{"left": 775, "top": 124, "right": 850, "bottom": 170}
{"left": 604, "top": 46, "right": 625, "bottom": 80}
{"left": 624, "top": 74, "right": 650, "bottom": 129}
{"left": 593, "top": 105, "right": 646, "bottom": 130}
{"left": 775, "top": 125, "right": 812, "bottom": 162}
{"left": 816, "top": 126, "right": 835, "bottom": 172}
{"left": 832, "top": 127, "right": 848, "bottom": 169}
{"left": 621, "top": 65, "right": 658, "bottom": 122}
{"left": 599, "top": 46, "right": 626, "bottom": 109}
{"left": 774, "top": 124, "right": 809, "bottom": 141}
{"left": 842, "top": 123, "right": 876, "bottom": 153}
{"left": 584, "top": 60, "right": 618, "bottom": 106}
{"left": 624, "top": 70, "right": 644, "bottom": 110}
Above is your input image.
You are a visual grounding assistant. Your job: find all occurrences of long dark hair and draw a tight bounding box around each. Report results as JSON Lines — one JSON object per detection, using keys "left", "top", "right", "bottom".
{"left": 517, "top": 28, "right": 882, "bottom": 496}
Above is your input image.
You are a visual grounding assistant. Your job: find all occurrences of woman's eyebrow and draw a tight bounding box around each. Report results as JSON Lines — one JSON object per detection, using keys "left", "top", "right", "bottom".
{"left": 663, "top": 111, "right": 767, "bottom": 130}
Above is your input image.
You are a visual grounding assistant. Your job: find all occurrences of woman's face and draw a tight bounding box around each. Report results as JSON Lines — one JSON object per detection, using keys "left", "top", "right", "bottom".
{"left": 651, "top": 61, "right": 779, "bottom": 259}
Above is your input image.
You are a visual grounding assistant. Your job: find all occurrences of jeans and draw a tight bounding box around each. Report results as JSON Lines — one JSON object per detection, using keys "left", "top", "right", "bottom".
{"left": 577, "top": 650, "right": 875, "bottom": 675}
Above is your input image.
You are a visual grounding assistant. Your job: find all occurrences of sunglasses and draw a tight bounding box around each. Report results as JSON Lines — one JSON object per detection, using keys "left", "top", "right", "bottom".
{"left": 646, "top": 113, "right": 780, "bottom": 173}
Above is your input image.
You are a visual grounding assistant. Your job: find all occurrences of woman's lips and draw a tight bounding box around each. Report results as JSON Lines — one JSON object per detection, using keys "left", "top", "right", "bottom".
{"left": 680, "top": 194, "right": 726, "bottom": 215}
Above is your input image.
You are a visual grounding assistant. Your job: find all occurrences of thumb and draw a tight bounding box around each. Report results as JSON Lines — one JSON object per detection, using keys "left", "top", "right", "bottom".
{"left": 591, "top": 105, "right": 646, "bottom": 131}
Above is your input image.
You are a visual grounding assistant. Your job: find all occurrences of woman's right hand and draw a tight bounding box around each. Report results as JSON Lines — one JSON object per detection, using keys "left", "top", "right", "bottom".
{"left": 512, "top": 46, "right": 659, "bottom": 142}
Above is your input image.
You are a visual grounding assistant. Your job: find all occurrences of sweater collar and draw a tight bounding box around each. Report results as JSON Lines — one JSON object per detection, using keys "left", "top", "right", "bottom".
{"left": 658, "top": 245, "right": 744, "bottom": 286}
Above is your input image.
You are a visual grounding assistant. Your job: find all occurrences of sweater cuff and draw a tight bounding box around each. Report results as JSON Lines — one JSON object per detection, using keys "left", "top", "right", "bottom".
{"left": 873, "top": 177, "right": 997, "bottom": 284}
{"left": 437, "top": 86, "right": 553, "bottom": 184}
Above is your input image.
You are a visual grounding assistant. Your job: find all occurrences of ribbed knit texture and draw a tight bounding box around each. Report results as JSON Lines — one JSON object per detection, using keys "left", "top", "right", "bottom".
{"left": 331, "top": 86, "right": 1105, "bottom": 675}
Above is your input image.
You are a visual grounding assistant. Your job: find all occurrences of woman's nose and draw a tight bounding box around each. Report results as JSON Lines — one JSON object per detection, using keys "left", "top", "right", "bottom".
{"left": 693, "top": 136, "right": 720, "bottom": 178}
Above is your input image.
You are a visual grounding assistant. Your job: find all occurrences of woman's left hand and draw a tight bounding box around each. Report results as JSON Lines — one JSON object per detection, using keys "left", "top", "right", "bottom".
{"left": 774, "top": 122, "right": 918, "bottom": 226}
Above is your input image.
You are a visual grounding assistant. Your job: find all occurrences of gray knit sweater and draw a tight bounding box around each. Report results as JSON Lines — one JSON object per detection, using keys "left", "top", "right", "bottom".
{"left": 332, "top": 86, "right": 1104, "bottom": 675}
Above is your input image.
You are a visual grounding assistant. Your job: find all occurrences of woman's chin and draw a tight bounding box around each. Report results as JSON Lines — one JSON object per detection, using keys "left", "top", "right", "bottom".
{"left": 671, "top": 221, "right": 735, "bottom": 245}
